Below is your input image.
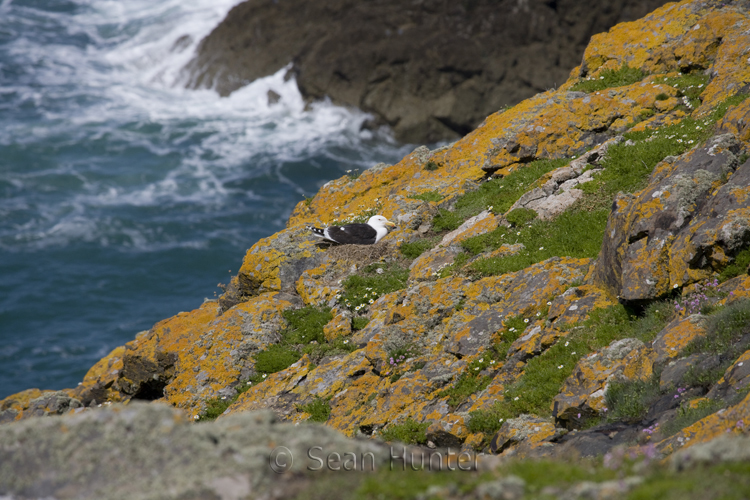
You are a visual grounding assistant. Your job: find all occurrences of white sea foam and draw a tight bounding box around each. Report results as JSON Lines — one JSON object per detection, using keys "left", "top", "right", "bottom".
{"left": 0, "top": 0, "right": 410, "bottom": 251}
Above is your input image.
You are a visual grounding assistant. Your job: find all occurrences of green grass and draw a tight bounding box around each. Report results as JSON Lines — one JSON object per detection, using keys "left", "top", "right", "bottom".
{"left": 408, "top": 190, "right": 443, "bottom": 202}
{"left": 431, "top": 158, "right": 568, "bottom": 232}
{"left": 505, "top": 207, "right": 537, "bottom": 226}
{"left": 683, "top": 299, "right": 750, "bottom": 356}
{"left": 298, "top": 396, "right": 332, "bottom": 423}
{"left": 399, "top": 237, "right": 439, "bottom": 259}
{"left": 660, "top": 398, "right": 724, "bottom": 438}
{"left": 656, "top": 73, "right": 710, "bottom": 109}
{"left": 570, "top": 64, "right": 646, "bottom": 93}
{"left": 719, "top": 247, "right": 750, "bottom": 282}
{"left": 464, "top": 207, "right": 609, "bottom": 277}
{"left": 352, "top": 317, "right": 370, "bottom": 331}
{"left": 457, "top": 95, "right": 750, "bottom": 279}
{"left": 604, "top": 375, "right": 662, "bottom": 421}
{"left": 251, "top": 305, "right": 358, "bottom": 377}
{"left": 468, "top": 303, "right": 674, "bottom": 434}
{"left": 379, "top": 417, "right": 429, "bottom": 445}
{"left": 424, "top": 160, "right": 440, "bottom": 171}
{"left": 339, "top": 262, "right": 409, "bottom": 311}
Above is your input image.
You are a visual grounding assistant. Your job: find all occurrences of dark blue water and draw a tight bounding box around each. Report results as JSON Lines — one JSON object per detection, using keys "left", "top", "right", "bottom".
{"left": 0, "top": 0, "right": 411, "bottom": 398}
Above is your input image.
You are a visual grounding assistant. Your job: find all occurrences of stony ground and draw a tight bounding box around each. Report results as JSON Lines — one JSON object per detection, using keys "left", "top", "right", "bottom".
{"left": 3, "top": 0, "right": 750, "bottom": 498}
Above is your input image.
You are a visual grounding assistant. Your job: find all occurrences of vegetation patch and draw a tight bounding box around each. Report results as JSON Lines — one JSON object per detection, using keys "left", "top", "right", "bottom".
{"left": 424, "top": 160, "right": 441, "bottom": 171}
{"left": 505, "top": 207, "right": 537, "bottom": 226}
{"left": 683, "top": 299, "right": 750, "bottom": 357}
{"left": 431, "top": 158, "right": 568, "bottom": 232}
{"left": 379, "top": 417, "right": 429, "bottom": 445}
{"left": 339, "top": 262, "right": 409, "bottom": 311}
{"left": 465, "top": 207, "right": 608, "bottom": 277}
{"left": 604, "top": 375, "right": 662, "bottom": 422}
{"left": 570, "top": 64, "right": 646, "bottom": 93}
{"left": 719, "top": 247, "right": 750, "bottom": 282}
{"left": 468, "top": 303, "right": 674, "bottom": 434}
{"left": 399, "top": 237, "right": 439, "bottom": 259}
{"left": 251, "top": 305, "right": 358, "bottom": 378}
{"left": 351, "top": 317, "right": 370, "bottom": 331}
{"left": 460, "top": 95, "right": 750, "bottom": 279}
{"left": 408, "top": 190, "right": 443, "bottom": 202}
{"left": 298, "top": 396, "right": 332, "bottom": 423}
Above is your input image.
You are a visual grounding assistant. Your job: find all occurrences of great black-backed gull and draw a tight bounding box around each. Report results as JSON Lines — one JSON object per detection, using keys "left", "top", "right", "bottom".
{"left": 310, "top": 215, "right": 396, "bottom": 245}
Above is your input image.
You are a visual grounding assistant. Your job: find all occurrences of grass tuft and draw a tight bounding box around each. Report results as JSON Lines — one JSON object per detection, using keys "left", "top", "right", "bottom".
{"left": 399, "top": 238, "right": 439, "bottom": 259}
{"left": 570, "top": 65, "right": 646, "bottom": 93}
{"left": 408, "top": 191, "right": 443, "bottom": 202}
{"left": 379, "top": 417, "right": 429, "bottom": 445}
{"left": 298, "top": 396, "right": 332, "bottom": 423}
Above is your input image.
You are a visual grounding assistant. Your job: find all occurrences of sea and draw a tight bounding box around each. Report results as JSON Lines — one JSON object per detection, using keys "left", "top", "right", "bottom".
{"left": 0, "top": 0, "right": 414, "bottom": 398}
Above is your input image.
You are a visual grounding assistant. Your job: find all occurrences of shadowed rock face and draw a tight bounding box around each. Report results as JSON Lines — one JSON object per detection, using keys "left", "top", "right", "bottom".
{"left": 183, "top": 0, "right": 670, "bottom": 143}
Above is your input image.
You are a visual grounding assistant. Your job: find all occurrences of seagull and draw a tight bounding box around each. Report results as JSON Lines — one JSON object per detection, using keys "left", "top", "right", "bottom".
{"left": 309, "top": 215, "right": 396, "bottom": 245}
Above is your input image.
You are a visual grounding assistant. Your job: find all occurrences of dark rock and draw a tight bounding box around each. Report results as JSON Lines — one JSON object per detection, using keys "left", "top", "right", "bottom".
{"left": 553, "top": 421, "right": 642, "bottom": 457}
{"left": 184, "top": 0, "right": 671, "bottom": 143}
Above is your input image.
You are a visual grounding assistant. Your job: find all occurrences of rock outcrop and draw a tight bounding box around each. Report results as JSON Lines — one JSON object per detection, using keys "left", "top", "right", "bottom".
{"left": 183, "top": 0, "right": 671, "bottom": 143}
{"left": 3, "top": 1, "right": 750, "bottom": 496}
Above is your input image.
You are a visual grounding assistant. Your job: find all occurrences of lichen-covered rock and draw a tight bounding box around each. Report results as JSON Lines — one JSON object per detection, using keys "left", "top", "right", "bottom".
{"left": 489, "top": 414, "right": 562, "bottom": 457}
{"left": 658, "top": 390, "right": 750, "bottom": 455}
{"left": 652, "top": 314, "right": 707, "bottom": 364}
{"left": 236, "top": 224, "right": 326, "bottom": 299}
{"left": 579, "top": 1, "right": 750, "bottom": 115}
{"left": 553, "top": 338, "right": 656, "bottom": 427}
{"left": 547, "top": 285, "right": 616, "bottom": 327}
{"left": 594, "top": 133, "right": 748, "bottom": 302}
{"left": 509, "top": 137, "right": 623, "bottom": 220}
{"left": 0, "top": 388, "right": 73, "bottom": 424}
{"left": 69, "top": 294, "right": 298, "bottom": 417}
{"left": 481, "top": 81, "right": 682, "bottom": 174}
{"left": 705, "top": 349, "right": 750, "bottom": 402}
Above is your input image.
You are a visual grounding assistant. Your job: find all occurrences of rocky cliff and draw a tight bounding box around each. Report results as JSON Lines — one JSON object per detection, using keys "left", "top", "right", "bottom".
{"left": 182, "top": 0, "right": 670, "bottom": 143}
{"left": 4, "top": 0, "right": 750, "bottom": 498}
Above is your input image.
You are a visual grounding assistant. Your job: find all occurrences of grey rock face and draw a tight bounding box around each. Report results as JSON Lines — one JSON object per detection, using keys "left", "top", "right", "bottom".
{"left": 183, "top": 0, "right": 671, "bottom": 143}
{"left": 0, "top": 402, "right": 391, "bottom": 500}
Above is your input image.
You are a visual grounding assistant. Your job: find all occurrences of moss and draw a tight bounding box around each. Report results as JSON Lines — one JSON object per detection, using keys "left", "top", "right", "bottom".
{"left": 719, "top": 247, "right": 750, "bottom": 283}
{"left": 570, "top": 64, "right": 646, "bottom": 93}
{"left": 339, "top": 262, "right": 409, "bottom": 311}
{"left": 399, "top": 237, "right": 439, "bottom": 259}
{"left": 431, "top": 158, "right": 568, "bottom": 232}
{"left": 655, "top": 93, "right": 669, "bottom": 101}
{"left": 299, "top": 396, "right": 332, "bottom": 423}
{"left": 379, "top": 417, "right": 429, "bottom": 445}
{"left": 408, "top": 190, "right": 443, "bottom": 202}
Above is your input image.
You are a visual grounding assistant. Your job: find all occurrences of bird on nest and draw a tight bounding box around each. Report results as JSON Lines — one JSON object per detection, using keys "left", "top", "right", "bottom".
{"left": 309, "top": 215, "right": 396, "bottom": 245}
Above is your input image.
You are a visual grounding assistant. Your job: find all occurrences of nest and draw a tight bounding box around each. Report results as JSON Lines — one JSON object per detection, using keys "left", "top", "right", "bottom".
{"left": 321, "top": 241, "right": 404, "bottom": 267}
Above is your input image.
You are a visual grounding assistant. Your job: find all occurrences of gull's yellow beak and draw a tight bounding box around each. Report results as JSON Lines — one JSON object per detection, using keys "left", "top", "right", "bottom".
{"left": 385, "top": 220, "right": 397, "bottom": 228}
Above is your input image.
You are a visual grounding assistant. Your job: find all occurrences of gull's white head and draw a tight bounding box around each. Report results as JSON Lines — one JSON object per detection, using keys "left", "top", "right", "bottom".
{"left": 367, "top": 215, "right": 397, "bottom": 243}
